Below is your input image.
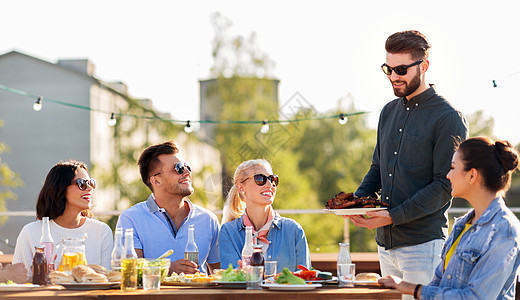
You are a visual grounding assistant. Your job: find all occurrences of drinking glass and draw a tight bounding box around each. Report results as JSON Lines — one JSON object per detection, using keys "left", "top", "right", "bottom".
{"left": 246, "top": 266, "right": 264, "bottom": 290}
{"left": 337, "top": 263, "right": 355, "bottom": 287}
{"left": 264, "top": 261, "right": 277, "bottom": 279}
{"left": 142, "top": 263, "right": 162, "bottom": 291}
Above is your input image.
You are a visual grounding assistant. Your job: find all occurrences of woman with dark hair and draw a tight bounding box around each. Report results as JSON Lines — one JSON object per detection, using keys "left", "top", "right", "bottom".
{"left": 379, "top": 137, "right": 520, "bottom": 299}
{"left": 13, "top": 160, "right": 113, "bottom": 276}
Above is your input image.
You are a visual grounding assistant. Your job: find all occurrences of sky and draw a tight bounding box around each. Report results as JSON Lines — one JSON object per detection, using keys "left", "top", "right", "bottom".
{"left": 2, "top": 0, "right": 520, "bottom": 144}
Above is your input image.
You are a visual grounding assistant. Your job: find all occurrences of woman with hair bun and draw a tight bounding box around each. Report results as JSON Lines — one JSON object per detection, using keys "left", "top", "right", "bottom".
{"left": 219, "top": 159, "right": 311, "bottom": 271}
{"left": 379, "top": 137, "right": 520, "bottom": 299}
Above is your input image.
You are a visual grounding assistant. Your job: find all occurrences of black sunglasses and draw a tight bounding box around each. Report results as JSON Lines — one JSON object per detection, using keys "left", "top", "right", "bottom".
{"left": 381, "top": 60, "right": 423, "bottom": 76}
{"left": 74, "top": 178, "right": 96, "bottom": 190}
{"left": 241, "top": 174, "right": 279, "bottom": 186}
{"left": 152, "top": 161, "right": 192, "bottom": 177}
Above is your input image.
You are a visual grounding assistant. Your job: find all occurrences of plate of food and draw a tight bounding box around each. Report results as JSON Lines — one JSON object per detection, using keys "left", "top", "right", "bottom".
{"left": 291, "top": 265, "right": 336, "bottom": 284}
{"left": 324, "top": 192, "right": 388, "bottom": 215}
{"left": 49, "top": 265, "right": 121, "bottom": 290}
{"left": 58, "top": 282, "right": 120, "bottom": 290}
{"left": 0, "top": 282, "right": 40, "bottom": 291}
{"left": 261, "top": 283, "right": 322, "bottom": 291}
{"left": 354, "top": 273, "right": 382, "bottom": 287}
{"left": 213, "top": 281, "right": 247, "bottom": 288}
{"left": 324, "top": 207, "right": 388, "bottom": 216}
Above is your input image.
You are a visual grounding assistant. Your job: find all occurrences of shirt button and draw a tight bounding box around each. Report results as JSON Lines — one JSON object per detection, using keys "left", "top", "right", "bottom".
{"left": 415, "top": 103, "right": 419, "bottom": 106}
{"left": 447, "top": 274, "right": 452, "bottom": 279}
{"left": 385, "top": 197, "right": 389, "bottom": 200}
{"left": 389, "top": 174, "right": 392, "bottom": 177}
{"left": 393, "top": 151, "right": 397, "bottom": 155}
{"left": 406, "top": 107, "right": 410, "bottom": 111}
{"left": 268, "top": 255, "right": 271, "bottom": 259}
{"left": 399, "top": 128, "right": 403, "bottom": 132}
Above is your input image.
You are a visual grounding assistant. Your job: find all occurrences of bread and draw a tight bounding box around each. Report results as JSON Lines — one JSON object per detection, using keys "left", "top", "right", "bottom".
{"left": 82, "top": 272, "right": 109, "bottom": 283}
{"left": 49, "top": 271, "right": 75, "bottom": 283}
{"left": 107, "top": 271, "right": 122, "bottom": 282}
{"left": 87, "top": 264, "right": 109, "bottom": 275}
{"left": 71, "top": 265, "right": 97, "bottom": 282}
{"left": 355, "top": 272, "right": 381, "bottom": 281}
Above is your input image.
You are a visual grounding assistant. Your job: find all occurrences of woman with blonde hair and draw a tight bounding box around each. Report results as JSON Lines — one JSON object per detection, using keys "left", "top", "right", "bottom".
{"left": 379, "top": 137, "right": 520, "bottom": 299}
{"left": 219, "top": 159, "right": 310, "bottom": 271}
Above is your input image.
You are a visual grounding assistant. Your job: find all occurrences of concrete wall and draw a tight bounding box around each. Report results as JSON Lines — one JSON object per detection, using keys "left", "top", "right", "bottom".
{"left": 0, "top": 51, "right": 103, "bottom": 254}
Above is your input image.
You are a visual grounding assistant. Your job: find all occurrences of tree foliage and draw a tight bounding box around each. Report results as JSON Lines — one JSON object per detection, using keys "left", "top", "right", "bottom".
{"left": 207, "top": 12, "right": 378, "bottom": 252}
{"left": 0, "top": 120, "right": 23, "bottom": 225}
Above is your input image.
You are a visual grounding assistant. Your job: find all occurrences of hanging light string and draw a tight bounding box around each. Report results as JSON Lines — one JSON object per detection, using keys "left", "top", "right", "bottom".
{"left": 0, "top": 83, "right": 370, "bottom": 125}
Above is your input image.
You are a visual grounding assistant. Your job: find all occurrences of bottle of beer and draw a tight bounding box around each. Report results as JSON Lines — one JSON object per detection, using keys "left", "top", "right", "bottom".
{"left": 39, "top": 217, "right": 54, "bottom": 271}
{"left": 241, "top": 226, "right": 253, "bottom": 266}
{"left": 184, "top": 225, "right": 199, "bottom": 265}
{"left": 121, "top": 228, "right": 138, "bottom": 291}
{"left": 111, "top": 227, "right": 124, "bottom": 272}
{"left": 32, "top": 245, "right": 47, "bottom": 285}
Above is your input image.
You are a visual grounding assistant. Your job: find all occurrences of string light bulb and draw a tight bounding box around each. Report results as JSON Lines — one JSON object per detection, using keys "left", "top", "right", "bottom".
{"left": 260, "top": 120, "right": 270, "bottom": 134}
{"left": 33, "top": 96, "right": 43, "bottom": 111}
{"left": 107, "top": 113, "right": 117, "bottom": 126}
{"left": 338, "top": 114, "right": 348, "bottom": 125}
{"left": 184, "top": 120, "right": 193, "bottom": 133}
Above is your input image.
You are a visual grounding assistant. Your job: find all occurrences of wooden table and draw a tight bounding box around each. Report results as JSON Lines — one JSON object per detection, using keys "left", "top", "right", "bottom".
{"left": 0, "top": 285, "right": 401, "bottom": 299}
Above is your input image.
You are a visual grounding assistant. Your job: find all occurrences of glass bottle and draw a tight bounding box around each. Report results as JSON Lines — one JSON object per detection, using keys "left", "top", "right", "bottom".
{"left": 40, "top": 217, "right": 54, "bottom": 271}
{"left": 251, "top": 244, "right": 264, "bottom": 267}
{"left": 184, "top": 225, "right": 199, "bottom": 265}
{"left": 121, "top": 228, "right": 138, "bottom": 291}
{"left": 337, "top": 242, "right": 352, "bottom": 277}
{"left": 111, "top": 227, "right": 124, "bottom": 272}
{"left": 241, "top": 226, "right": 253, "bottom": 266}
{"left": 32, "top": 245, "right": 47, "bottom": 285}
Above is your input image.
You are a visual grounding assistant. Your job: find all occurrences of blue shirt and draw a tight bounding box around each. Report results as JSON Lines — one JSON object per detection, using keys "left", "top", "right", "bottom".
{"left": 421, "top": 197, "right": 520, "bottom": 300}
{"left": 116, "top": 194, "right": 220, "bottom": 273}
{"left": 219, "top": 213, "right": 311, "bottom": 272}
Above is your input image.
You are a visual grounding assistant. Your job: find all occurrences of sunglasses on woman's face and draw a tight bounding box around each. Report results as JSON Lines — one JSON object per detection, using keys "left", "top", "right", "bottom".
{"left": 74, "top": 178, "right": 96, "bottom": 190}
{"left": 381, "top": 60, "right": 423, "bottom": 76}
{"left": 152, "top": 161, "right": 192, "bottom": 177}
{"left": 241, "top": 174, "right": 279, "bottom": 187}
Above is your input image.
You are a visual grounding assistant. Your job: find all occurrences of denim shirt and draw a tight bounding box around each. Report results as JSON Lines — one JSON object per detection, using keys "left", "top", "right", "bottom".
{"left": 219, "top": 213, "right": 311, "bottom": 271}
{"left": 356, "top": 86, "right": 469, "bottom": 249}
{"left": 421, "top": 197, "right": 520, "bottom": 300}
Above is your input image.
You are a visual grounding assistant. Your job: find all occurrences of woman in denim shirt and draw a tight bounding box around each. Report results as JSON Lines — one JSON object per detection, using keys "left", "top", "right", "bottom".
{"left": 379, "top": 137, "right": 520, "bottom": 299}
{"left": 219, "top": 159, "right": 311, "bottom": 271}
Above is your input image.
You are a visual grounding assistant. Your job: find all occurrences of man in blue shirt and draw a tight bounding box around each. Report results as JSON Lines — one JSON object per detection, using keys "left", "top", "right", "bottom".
{"left": 348, "top": 30, "right": 469, "bottom": 298}
{"left": 117, "top": 141, "right": 220, "bottom": 274}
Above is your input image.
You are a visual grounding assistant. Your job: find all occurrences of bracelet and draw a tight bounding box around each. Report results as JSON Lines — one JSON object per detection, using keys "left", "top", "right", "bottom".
{"left": 414, "top": 284, "right": 422, "bottom": 299}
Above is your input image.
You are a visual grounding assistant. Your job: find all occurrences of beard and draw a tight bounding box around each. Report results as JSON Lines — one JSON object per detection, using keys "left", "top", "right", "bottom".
{"left": 392, "top": 68, "right": 421, "bottom": 98}
{"left": 164, "top": 181, "right": 194, "bottom": 197}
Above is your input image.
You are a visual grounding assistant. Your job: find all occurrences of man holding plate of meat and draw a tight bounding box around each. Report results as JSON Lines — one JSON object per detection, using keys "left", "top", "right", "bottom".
{"left": 347, "top": 30, "right": 468, "bottom": 299}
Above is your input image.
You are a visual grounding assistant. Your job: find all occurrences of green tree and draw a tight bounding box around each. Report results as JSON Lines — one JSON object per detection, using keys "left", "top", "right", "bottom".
{"left": 0, "top": 120, "right": 23, "bottom": 225}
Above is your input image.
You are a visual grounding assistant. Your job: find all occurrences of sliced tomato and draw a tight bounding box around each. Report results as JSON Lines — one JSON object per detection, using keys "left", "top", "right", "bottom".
{"left": 297, "top": 264, "right": 309, "bottom": 272}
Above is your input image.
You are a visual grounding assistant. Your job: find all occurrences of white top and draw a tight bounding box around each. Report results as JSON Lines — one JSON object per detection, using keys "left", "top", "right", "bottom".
{"left": 12, "top": 218, "right": 113, "bottom": 276}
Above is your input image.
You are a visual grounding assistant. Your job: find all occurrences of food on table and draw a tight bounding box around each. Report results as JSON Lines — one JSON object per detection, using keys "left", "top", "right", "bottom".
{"left": 275, "top": 268, "right": 306, "bottom": 284}
{"left": 87, "top": 264, "right": 109, "bottom": 276}
{"left": 82, "top": 272, "right": 109, "bottom": 283}
{"left": 0, "top": 280, "right": 16, "bottom": 285}
{"left": 107, "top": 271, "right": 122, "bottom": 282}
{"left": 355, "top": 272, "right": 381, "bottom": 281}
{"left": 71, "top": 265, "right": 97, "bottom": 282}
{"left": 220, "top": 264, "right": 246, "bottom": 282}
{"left": 49, "top": 265, "right": 115, "bottom": 284}
{"left": 326, "top": 192, "right": 389, "bottom": 209}
{"left": 163, "top": 272, "right": 217, "bottom": 284}
{"left": 292, "top": 265, "right": 332, "bottom": 281}
{"left": 49, "top": 271, "right": 75, "bottom": 284}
